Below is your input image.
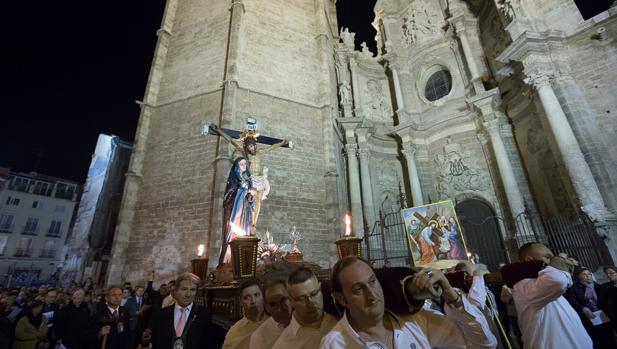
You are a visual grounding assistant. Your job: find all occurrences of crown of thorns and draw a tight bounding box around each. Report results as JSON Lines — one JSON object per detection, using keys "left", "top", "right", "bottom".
{"left": 239, "top": 130, "right": 259, "bottom": 142}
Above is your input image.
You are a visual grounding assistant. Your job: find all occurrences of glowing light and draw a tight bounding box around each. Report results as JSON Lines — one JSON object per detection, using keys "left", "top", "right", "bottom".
{"left": 345, "top": 214, "right": 352, "bottom": 237}
{"left": 230, "top": 221, "right": 247, "bottom": 237}
{"left": 197, "top": 244, "right": 204, "bottom": 257}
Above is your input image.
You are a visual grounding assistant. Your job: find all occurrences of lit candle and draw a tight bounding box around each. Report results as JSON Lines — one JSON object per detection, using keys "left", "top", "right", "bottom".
{"left": 344, "top": 214, "right": 352, "bottom": 237}
{"left": 197, "top": 244, "right": 204, "bottom": 257}
{"left": 467, "top": 252, "right": 475, "bottom": 264}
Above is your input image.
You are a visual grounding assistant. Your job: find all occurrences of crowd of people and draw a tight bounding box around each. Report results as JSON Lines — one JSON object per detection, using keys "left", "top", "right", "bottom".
{"left": 1, "top": 241, "right": 617, "bottom": 349}
{"left": 0, "top": 277, "right": 177, "bottom": 349}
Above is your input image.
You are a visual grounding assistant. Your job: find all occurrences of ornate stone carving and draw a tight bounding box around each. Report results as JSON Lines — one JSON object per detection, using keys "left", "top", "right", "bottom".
{"left": 435, "top": 137, "right": 488, "bottom": 200}
{"left": 401, "top": 5, "right": 444, "bottom": 45}
{"left": 364, "top": 80, "right": 392, "bottom": 123}
{"left": 523, "top": 70, "right": 552, "bottom": 89}
{"left": 496, "top": 0, "right": 515, "bottom": 24}
{"left": 525, "top": 118, "right": 547, "bottom": 155}
{"left": 338, "top": 82, "right": 352, "bottom": 106}
{"left": 358, "top": 146, "right": 371, "bottom": 160}
{"left": 401, "top": 17, "right": 414, "bottom": 47}
{"left": 340, "top": 27, "right": 356, "bottom": 50}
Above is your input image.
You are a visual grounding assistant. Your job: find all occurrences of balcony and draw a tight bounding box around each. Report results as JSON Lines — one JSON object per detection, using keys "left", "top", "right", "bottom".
{"left": 13, "top": 248, "right": 33, "bottom": 257}
{"left": 39, "top": 249, "right": 57, "bottom": 258}
{"left": 0, "top": 224, "right": 14, "bottom": 234}
{"left": 45, "top": 229, "right": 62, "bottom": 238}
{"left": 21, "top": 226, "right": 39, "bottom": 236}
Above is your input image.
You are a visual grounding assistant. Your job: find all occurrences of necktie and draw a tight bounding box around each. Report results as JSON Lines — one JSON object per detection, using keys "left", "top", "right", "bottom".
{"left": 112, "top": 309, "right": 119, "bottom": 320}
{"left": 175, "top": 308, "right": 186, "bottom": 337}
{"left": 137, "top": 298, "right": 141, "bottom": 309}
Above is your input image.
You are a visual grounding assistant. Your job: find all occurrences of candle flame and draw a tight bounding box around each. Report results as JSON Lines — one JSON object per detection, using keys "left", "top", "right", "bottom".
{"left": 230, "top": 221, "right": 247, "bottom": 237}
{"left": 197, "top": 244, "right": 204, "bottom": 257}
{"left": 345, "top": 214, "right": 352, "bottom": 236}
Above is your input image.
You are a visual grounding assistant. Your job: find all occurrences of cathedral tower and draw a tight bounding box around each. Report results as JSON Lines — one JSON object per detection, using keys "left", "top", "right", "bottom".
{"left": 107, "top": 0, "right": 344, "bottom": 284}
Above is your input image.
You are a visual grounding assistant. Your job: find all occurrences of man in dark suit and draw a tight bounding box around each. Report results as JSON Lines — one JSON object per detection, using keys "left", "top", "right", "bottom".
{"left": 146, "top": 272, "right": 222, "bottom": 349}
{"left": 95, "top": 285, "right": 130, "bottom": 349}
{"left": 124, "top": 285, "right": 147, "bottom": 347}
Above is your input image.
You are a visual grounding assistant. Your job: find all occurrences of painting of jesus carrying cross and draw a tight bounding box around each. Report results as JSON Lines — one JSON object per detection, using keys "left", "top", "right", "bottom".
{"left": 401, "top": 200, "right": 470, "bottom": 268}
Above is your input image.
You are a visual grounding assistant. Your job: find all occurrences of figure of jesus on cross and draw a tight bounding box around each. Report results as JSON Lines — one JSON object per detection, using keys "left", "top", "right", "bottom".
{"left": 202, "top": 118, "right": 293, "bottom": 263}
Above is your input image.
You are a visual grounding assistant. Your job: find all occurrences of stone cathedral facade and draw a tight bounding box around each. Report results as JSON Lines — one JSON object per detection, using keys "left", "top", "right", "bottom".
{"left": 106, "top": 0, "right": 617, "bottom": 284}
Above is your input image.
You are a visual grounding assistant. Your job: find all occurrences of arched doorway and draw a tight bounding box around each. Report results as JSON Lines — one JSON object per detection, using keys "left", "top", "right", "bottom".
{"left": 456, "top": 199, "right": 507, "bottom": 272}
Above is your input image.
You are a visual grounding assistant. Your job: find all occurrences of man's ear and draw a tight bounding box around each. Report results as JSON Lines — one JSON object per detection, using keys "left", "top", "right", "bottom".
{"left": 523, "top": 256, "right": 533, "bottom": 262}
{"left": 333, "top": 292, "right": 346, "bottom": 307}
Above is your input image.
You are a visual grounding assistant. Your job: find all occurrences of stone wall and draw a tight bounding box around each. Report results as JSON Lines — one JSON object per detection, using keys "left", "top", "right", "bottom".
{"left": 156, "top": 0, "right": 229, "bottom": 105}
{"left": 115, "top": 0, "right": 342, "bottom": 283}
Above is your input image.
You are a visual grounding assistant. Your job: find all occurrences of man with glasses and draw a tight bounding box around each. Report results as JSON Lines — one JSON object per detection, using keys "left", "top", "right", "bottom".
{"left": 321, "top": 256, "right": 497, "bottom": 348}
{"left": 223, "top": 279, "right": 268, "bottom": 348}
{"left": 272, "top": 267, "right": 338, "bottom": 349}
{"left": 250, "top": 279, "right": 293, "bottom": 349}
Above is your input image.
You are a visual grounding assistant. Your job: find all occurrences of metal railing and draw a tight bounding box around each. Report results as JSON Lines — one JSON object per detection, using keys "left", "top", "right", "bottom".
{"left": 39, "top": 249, "right": 57, "bottom": 258}
{"left": 366, "top": 208, "right": 613, "bottom": 272}
{"left": 0, "top": 224, "right": 14, "bottom": 234}
{"left": 22, "top": 226, "right": 39, "bottom": 235}
{"left": 515, "top": 211, "right": 612, "bottom": 271}
{"left": 13, "top": 248, "right": 33, "bottom": 257}
{"left": 46, "top": 229, "right": 62, "bottom": 237}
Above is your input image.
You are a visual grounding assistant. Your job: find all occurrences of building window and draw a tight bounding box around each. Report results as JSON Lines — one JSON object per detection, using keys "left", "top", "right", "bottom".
{"left": 5, "top": 197, "right": 20, "bottom": 206}
{"left": 8, "top": 177, "right": 30, "bottom": 192}
{"left": 32, "top": 200, "right": 43, "bottom": 209}
{"left": 33, "top": 181, "right": 52, "bottom": 196}
{"left": 55, "top": 205, "right": 66, "bottom": 213}
{"left": 47, "top": 221, "right": 62, "bottom": 237}
{"left": 40, "top": 240, "right": 57, "bottom": 258}
{"left": 15, "top": 238, "right": 33, "bottom": 257}
{"left": 0, "top": 236, "right": 7, "bottom": 255}
{"left": 55, "top": 183, "right": 76, "bottom": 200}
{"left": 23, "top": 217, "right": 39, "bottom": 235}
{"left": 424, "top": 70, "right": 452, "bottom": 101}
{"left": 0, "top": 215, "right": 14, "bottom": 234}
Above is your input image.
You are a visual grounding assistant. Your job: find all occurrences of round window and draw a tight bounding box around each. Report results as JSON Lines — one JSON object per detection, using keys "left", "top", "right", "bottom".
{"left": 424, "top": 70, "right": 452, "bottom": 101}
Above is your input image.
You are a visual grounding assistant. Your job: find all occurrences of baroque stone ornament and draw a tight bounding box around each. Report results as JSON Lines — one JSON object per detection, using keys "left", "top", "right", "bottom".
{"left": 435, "top": 137, "right": 487, "bottom": 200}
{"left": 364, "top": 80, "right": 392, "bottom": 123}
{"left": 496, "top": 0, "right": 515, "bottom": 24}
{"left": 340, "top": 27, "right": 355, "bottom": 50}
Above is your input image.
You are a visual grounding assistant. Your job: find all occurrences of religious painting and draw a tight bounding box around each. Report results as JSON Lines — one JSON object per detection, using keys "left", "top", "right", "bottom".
{"left": 401, "top": 200, "right": 469, "bottom": 268}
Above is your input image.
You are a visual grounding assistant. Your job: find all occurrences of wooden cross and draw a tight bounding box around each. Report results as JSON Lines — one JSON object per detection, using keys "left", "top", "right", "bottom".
{"left": 413, "top": 212, "right": 443, "bottom": 245}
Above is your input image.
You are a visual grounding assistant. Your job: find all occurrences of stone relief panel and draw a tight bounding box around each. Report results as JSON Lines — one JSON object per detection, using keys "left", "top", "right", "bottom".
{"left": 364, "top": 79, "right": 393, "bottom": 123}
{"left": 434, "top": 136, "right": 490, "bottom": 200}
{"left": 400, "top": 0, "right": 446, "bottom": 46}
{"left": 372, "top": 157, "right": 404, "bottom": 213}
{"left": 539, "top": 150, "right": 571, "bottom": 212}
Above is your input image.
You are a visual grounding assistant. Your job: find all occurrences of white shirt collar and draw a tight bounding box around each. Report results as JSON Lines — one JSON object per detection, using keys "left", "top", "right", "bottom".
{"left": 175, "top": 302, "right": 193, "bottom": 314}
{"left": 337, "top": 310, "right": 399, "bottom": 347}
{"left": 107, "top": 304, "right": 120, "bottom": 314}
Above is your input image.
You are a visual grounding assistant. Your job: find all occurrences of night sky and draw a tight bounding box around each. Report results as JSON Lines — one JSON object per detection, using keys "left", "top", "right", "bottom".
{"left": 0, "top": 0, "right": 609, "bottom": 183}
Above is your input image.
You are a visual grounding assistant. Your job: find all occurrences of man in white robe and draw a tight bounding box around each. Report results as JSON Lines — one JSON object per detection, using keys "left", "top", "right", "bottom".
{"left": 250, "top": 280, "right": 292, "bottom": 349}
{"left": 320, "top": 256, "right": 497, "bottom": 349}
{"left": 222, "top": 279, "right": 268, "bottom": 349}
{"left": 272, "top": 267, "right": 338, "bottom": 349}
{"left": 513, "top": 242, "right": 592, "bottom": 349}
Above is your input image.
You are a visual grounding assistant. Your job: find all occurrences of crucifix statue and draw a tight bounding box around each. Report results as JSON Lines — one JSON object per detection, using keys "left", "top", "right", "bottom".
{"left": 202, "top": 118, "right": 292, "bottom": 265}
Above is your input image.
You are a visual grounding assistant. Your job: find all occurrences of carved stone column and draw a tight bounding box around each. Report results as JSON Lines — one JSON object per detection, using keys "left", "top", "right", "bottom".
{"left": 350, "top": 60, "right": 363, "bottom": 117}
{"left": 401, "top": 141, "right": 423, "bottom": 206}
{"left": 390, "top": 65, "right": 405, "bottom": 112}
{"left": 357, "top": 144, "right": 376, "bottom": 232}
{"left": 345, "top": 143, "right": 364, "bottom": 237}
{"left": 483, "top": 116, "right": 527, "bottom": 219}
{"left": 452, "top": 21, "right": 481, "bottom": 82}
{"left": 525, "top": 70, "right": 609, "bottom": 221}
